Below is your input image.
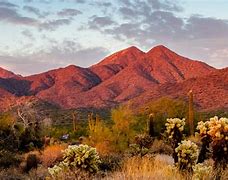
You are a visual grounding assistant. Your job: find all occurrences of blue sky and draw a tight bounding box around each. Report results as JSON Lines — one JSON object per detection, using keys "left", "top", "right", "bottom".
{"left": 0, "top": 0, "right": 228, "bottom": 75}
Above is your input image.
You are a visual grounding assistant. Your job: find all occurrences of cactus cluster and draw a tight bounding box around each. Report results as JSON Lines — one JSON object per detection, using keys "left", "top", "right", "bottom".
{"left": 197, "top": 116, "right": 228, "bottom": 169}
{"left": 48, "top": 144, "right": 101, "bottom": 177}
{"left": 175, "top": 140, "right": 199, "bottom": 171}
{"left": 165, "top": 118, "right": 186, "bottom": 163}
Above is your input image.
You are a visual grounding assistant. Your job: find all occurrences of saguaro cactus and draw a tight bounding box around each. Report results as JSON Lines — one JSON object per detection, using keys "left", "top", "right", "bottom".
{"left": 88, "top": 113, "right": 94, "bottom": 132}
{"left": 88, "top": 113, "right": 102, "bottom": 133}
{"left": 188, "top": 90, "right": 194, "bottom": 135}
{"left": 72, "top": 111, "right": 77, "bottom": 132}
{"left": 148, "top": 113, "right": 155, "bottom": 137}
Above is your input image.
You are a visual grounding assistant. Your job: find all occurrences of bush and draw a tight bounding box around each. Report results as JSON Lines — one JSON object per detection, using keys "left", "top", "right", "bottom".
{"left": 0, "top": 150, "right": 21, "bottom": 168}
{"left": 142, "top": 97, "right": 188, "bottom": 136}
{"left": 99, "top": 154, "right": 123, "bottom": 172}
{"left": 40, "top": 144, "right": 66, "bottom": 167}
{"left": 129, "top": 134, "right": 154, "bottom": 157}
{"left": 150, "top": 139, "right": 172, "bottom": 155}
{"left": 24, "top": 154, "right": 39, "bottom": 172}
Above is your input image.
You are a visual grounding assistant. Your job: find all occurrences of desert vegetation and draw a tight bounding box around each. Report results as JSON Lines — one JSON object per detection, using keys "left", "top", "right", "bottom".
{"left": 0, "top": 97, "right": 227, "bottom": 179}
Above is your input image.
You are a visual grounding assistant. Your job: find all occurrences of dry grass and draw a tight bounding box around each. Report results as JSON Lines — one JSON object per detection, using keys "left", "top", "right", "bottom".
{"left": 150, "top": 139, "right": 173, "bottom": 155}
{"left": 40, "top": 144, "right": 67, "bottom": 167}
{"left": 0, "top": 165, "right": 48, "bottom": 180}
{"left": 107, "top": 155, "right": 186, "bottom": 180}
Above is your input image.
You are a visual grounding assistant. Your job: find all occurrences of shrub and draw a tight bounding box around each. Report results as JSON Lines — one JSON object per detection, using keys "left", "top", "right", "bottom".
{"left": 111, "top": 106, "right": 136, "bottom": 152}
{"left": 48, "top": 144, "right": 101, "bottom": 177}
{"left": 175, "top": 140, "right": 199, "bottom": 171}
{"left": 0, "top": 150, "right": 21, "bottom": 168}
{"left": 142, "top": 97, "right": 188, "bottom": 136}
{"left": 40, "top": 144, "right": 66, "bottom": 167}
{"left": 99, "top": 154, "right": 123, "bottom": 172}
{"left": 150, "top": 139, "right": 172, "bottom": 155}
{"left": 129, "top": 134, "right": 154, "bottom": 157}
{"left": 24, "top": 154, "right": 39, "bottom": 172}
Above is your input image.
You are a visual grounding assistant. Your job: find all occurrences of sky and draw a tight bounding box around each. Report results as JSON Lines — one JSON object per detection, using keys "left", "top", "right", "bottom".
{"left": 0, "top": 0, "right": 228, "bottom": 75}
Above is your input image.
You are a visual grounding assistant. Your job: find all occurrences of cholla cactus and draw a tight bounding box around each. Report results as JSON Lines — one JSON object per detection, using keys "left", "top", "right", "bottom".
{"left": 196, "top": 121, "right": 211, "bottom": 163}
{"left": 165, "top": 118, "right": 185, "bottom": 138}
{"left": 48, "top": 164, "right": 63, "bottom": 177}
{"left": 207, "top": 116, "right": 228, "bottom": 141}
{"left": 175, "top": 140, "right": 199, "bottom": 171}
{"left": 207, "top": 116, "right": 228, "bottom": 169}
{"left": 165, "top": 118, "right": 185, "bottom": 163}
{"left": 192, "top": 163, "right": 213, "bottom": 180}
{"left": 48, "top": 144, "right": 101, "bottom": 177}
{"left": 196, "top": 121, "right": 210, "bottom": 136}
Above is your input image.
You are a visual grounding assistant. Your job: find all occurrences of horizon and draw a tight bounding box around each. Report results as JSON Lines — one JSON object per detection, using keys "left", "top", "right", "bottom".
{"left": 0, "top": 0, "right": 228, "bottom": 75}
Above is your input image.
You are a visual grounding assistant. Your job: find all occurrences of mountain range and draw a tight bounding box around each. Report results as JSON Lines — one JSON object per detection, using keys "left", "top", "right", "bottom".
{"left": 0, "top": 45, "right": 227, "bottom": 112}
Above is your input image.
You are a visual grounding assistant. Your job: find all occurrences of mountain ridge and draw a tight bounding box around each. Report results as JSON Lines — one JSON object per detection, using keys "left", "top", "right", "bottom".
{"left": 0, "top": 45, "right": 226, "bottom": 111}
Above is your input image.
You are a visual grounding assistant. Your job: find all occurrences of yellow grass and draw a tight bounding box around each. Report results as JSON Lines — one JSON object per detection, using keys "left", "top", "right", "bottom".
{"left": 107, "top": 155, "right": 187, "bottom": 180}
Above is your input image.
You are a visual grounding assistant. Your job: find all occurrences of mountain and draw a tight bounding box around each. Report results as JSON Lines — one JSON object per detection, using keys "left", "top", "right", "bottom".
{"left": 0, "top": 45, "right": 226, "bottom": 111}
{"left": 0, "top": 67, "right": 18, "bottom": 79}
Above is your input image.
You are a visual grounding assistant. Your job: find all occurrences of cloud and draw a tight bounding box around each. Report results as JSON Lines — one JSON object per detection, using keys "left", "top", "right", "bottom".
{"left": 39, "top": 18, "right": 71, "bottom": 31}
{"left": 0, "top": 1, "right": 18, "bottom": 8}
{"left": 0, "top": 40, "right": 109, "bottom": 75}
{"left": 74, "top": 0, "right": 86, "bottom": 3}
{"left": 57, "top": 8, "right": 82, "bottom": 17}
{"left": 0, "top": 7, "right": 38, "bottom": 26}
{"left": 21, "top": 29, "right": 35, "bottom": 40}
{"left": 0, "top": 5, "right": 72, "bottom": 30}
{"left": 94, "top": 2, "right": 112, "bottom": 7}
{"left": 88, "top": 15, "right": 115, "bottom": 30}
{"left": 23, "top": 5, "right": 49, "bottom": 18}
{"left": 81, "top": 0, "right": 228, "bottom": 68}
{"left": 23, "top": 0, "right": 33, "bottom": 2}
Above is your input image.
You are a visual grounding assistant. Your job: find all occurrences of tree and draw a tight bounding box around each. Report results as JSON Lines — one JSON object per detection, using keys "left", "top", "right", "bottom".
{"left": 111, "top": 105, "right": 136, "bottom": 151}
{"left": 142, "top": 97, "right": 188, "bottom": 135}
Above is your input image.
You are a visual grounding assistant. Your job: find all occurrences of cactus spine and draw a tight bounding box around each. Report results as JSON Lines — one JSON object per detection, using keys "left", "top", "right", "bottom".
{"left": 148, "top": 113, "right": 155, "bottom": 137}
{"left": 188, "top": 90, "right": 194, "bottom": 135}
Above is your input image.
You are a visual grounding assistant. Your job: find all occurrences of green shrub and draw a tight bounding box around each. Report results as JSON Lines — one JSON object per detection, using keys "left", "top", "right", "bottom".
{"left": 99, "top": 155, "right": 123, "bottom": 172}
{"left": 143, "top": 97, "right": 188, "bottom": 136}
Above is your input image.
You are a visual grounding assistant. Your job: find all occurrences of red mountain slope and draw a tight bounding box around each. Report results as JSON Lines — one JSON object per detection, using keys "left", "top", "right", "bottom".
{"left": 131, "top": 68, "right": 228, "bottom": 111}
{"left": 0, "top": 67, "right": 18, "bottom": 78}
{"left": 0, "top": 45, "right": 225, "bottom": 111}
